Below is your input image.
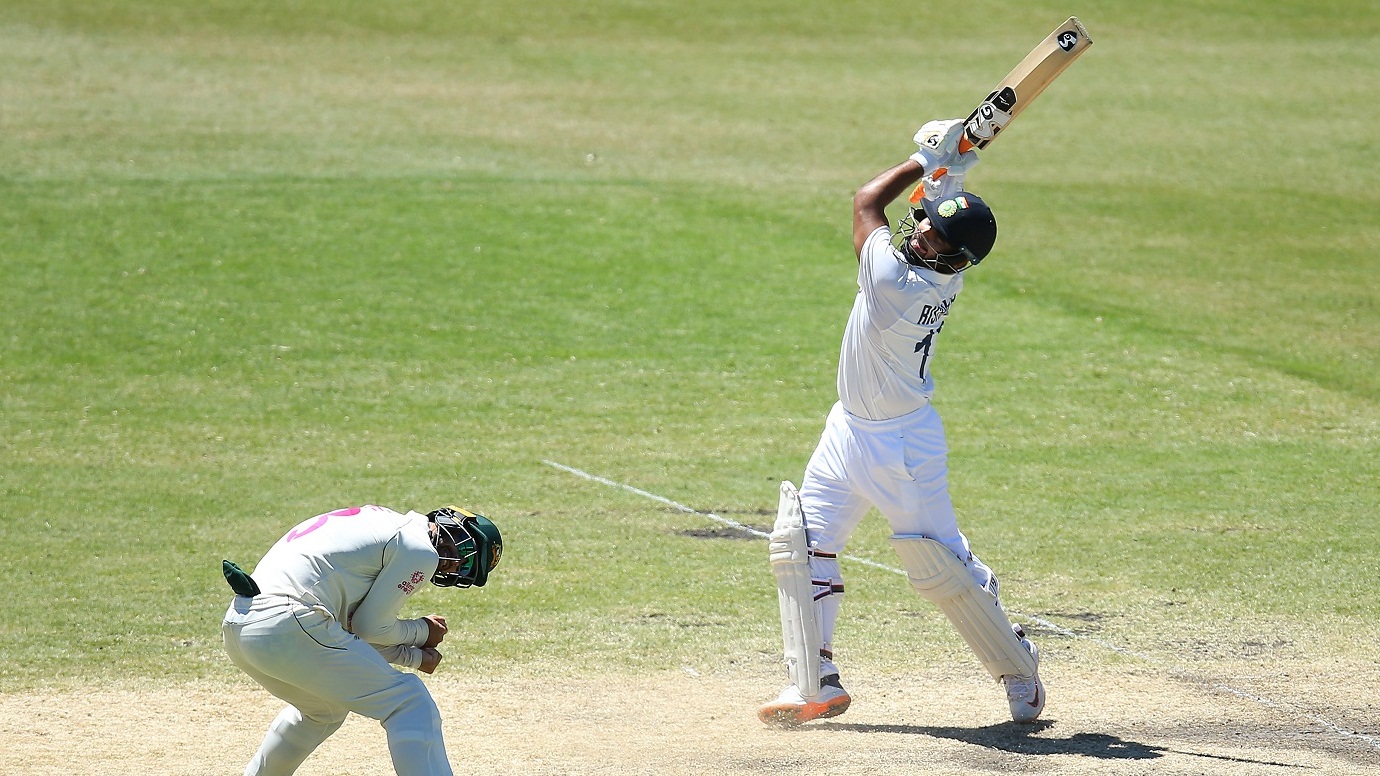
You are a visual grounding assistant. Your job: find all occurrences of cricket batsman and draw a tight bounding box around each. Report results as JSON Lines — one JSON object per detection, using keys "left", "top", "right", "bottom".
{"left": 760, "top": 119, "right": 1045, "bottom": 726}
{"left": 221, "top": 504, "right": 502, "bottom": 775}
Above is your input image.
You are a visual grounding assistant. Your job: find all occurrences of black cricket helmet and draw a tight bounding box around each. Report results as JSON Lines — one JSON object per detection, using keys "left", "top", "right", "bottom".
{"left": 426, "top": 506, "right": 503, "bottom": 588}
{"left": 895, "top": 192, "right": 998, "bottom": 274}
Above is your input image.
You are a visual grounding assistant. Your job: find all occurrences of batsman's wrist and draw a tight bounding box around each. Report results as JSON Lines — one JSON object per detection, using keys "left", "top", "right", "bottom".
{"left": 908, "top": 151, "right": 940, "bottom": 173}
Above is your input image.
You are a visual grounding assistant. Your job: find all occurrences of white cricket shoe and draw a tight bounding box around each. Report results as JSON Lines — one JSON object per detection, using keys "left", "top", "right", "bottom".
{"left": 1002, "top": 625, "right": 1045, "bottom": 723}
{"left": 757, "top": 674, "right": 852, "bottom": 727}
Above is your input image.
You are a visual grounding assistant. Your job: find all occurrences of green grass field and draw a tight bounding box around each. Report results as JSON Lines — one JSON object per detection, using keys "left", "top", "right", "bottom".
{"left": 1, "top": 0, "right": 1377, "bottom": 751}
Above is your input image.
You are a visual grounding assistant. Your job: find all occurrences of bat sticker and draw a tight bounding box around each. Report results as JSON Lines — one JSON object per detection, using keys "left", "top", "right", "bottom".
{"left": 989, "top": 86, "right": 1018, "bottom": 113}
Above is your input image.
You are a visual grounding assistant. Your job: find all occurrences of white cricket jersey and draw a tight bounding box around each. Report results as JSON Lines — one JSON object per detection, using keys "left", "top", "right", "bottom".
{"left": 837, "top": 226, "right": 963, "bottom": 420}
{"left": 249, "top": 504, "right": 436, "bottom": 649}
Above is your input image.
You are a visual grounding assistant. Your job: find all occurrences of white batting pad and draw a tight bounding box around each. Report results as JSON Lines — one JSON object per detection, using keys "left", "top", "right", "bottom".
{"left": 769, "top": 481, "right": 821, "bottom": 697}
{"left": 890, "top": 535, "right": 1037, "bottom": 681}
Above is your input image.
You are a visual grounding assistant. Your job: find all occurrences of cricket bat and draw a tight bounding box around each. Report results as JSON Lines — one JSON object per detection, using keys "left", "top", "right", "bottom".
{"left": 912, "top": 17, "right": 1093, "bottom": 203}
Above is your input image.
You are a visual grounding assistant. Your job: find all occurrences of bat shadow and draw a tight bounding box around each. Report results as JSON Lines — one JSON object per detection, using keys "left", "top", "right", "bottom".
{"left": 816, "top": 720, "right": 1306, "bottom": 768}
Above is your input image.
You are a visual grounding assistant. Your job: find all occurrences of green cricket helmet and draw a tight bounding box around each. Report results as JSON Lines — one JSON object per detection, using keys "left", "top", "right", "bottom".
{"left": 426, "top": 506, "right": 503, "bottom": 588}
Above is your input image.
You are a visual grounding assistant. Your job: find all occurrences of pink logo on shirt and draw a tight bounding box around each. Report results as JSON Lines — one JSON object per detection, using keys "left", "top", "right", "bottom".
{"left": 397, "top": 570, "right": 426, "bottom": 595}
{"left": 285, "top": 507, "right": 364, "bottom": 542}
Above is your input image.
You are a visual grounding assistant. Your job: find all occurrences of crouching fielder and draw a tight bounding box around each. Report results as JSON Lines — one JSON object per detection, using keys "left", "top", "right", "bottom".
{"left": 222, "top": 504, "right": 502, "bottom": 775}
{"left": 759, "top": 119, "right": 1044, "bottom": 727}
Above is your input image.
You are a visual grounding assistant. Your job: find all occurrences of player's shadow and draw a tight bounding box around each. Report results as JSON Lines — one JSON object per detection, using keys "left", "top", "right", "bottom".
{"left": 821, "top": 720, "right": 1304, "bottom": 768}
{"left": 823, "top": 720, "right": 1160, "bottom": 759}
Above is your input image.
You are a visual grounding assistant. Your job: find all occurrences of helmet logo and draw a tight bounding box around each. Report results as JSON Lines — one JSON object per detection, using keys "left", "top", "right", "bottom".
{"left": 938, "top": 196, "right": 969, "bottom": 219}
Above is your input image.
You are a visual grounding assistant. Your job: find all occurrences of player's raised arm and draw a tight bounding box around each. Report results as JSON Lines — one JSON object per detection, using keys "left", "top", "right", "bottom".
{"left": 853, "top": 160, "right": 924, "bottom": 257}
{"left": 852, "top": 120, "right": 966, "bottom": 257}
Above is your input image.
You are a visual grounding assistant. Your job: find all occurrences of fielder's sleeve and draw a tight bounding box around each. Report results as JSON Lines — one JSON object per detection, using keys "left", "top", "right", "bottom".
{"left": 372, "top": 643, "right": 425, "bottom": 671}
{"left": 349, "top": 530, "right": 437, "bottom": 648}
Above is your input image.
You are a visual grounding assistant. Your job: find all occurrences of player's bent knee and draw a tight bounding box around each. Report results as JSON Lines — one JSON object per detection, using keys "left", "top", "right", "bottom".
{"left": 382, "top": 690, "right": 449, "bottom": 776}
{"left": 382, "top": 679, "right": 442, "bottom": 731}
{"left": 890, "top": 535, "right": 1036, "bottom": 680}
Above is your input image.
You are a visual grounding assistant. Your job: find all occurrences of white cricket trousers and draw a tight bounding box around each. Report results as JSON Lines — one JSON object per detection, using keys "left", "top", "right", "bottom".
{"left": 222, "top": 596, "right": 453, "bottom": 776}
{"left": 799, "top": 401, "right": 995, "bottom": 651}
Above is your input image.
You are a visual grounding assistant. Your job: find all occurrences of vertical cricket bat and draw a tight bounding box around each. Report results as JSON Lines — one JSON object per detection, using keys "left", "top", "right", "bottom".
{"left": 912, "top": 17, "right": 1093, "bottom": 203}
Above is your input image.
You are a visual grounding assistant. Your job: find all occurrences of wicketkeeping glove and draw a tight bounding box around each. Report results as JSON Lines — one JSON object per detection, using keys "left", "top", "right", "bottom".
{"left": 909, "top": 119, "right": 965, "bottom": 172}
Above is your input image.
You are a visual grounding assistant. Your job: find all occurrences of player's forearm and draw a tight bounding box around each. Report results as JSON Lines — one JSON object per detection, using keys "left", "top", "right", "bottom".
{"left": 372, "top": 642, "right": 425, "bottom": 670}
{"left": 354, "top": 613, "right": 430, "bottom": 647}
{"left": 853, "top": 160, "right": 927, "bottom": 253}
{"left": 857, "top": 160, "right": 927, "bottom": 211}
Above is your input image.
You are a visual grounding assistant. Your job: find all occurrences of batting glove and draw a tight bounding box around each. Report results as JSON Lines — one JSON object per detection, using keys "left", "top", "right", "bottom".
{"left": 909, "top": 119, "right": 965, "bottom": 172}
{"left": 920, "top": 148, "right": 980, "bottom": 200}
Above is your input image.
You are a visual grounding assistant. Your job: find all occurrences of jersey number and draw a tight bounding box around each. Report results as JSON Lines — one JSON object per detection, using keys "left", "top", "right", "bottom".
{"left": 914, "top": 323, "right": 943, "bottom": 379}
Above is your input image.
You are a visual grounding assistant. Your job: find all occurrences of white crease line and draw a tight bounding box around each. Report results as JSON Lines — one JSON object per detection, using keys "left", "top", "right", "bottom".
{"left": 543, "top": 460, "right": 1380, "bottom": 753}
{"left": 1213, "top": 685, "right": 1380, "bottom": 750}
{"left": 543, "top": 460, "right": 1147, "bottom": 655}
{"left": 543, "top": 459, "right": 769, "bottom": 538}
